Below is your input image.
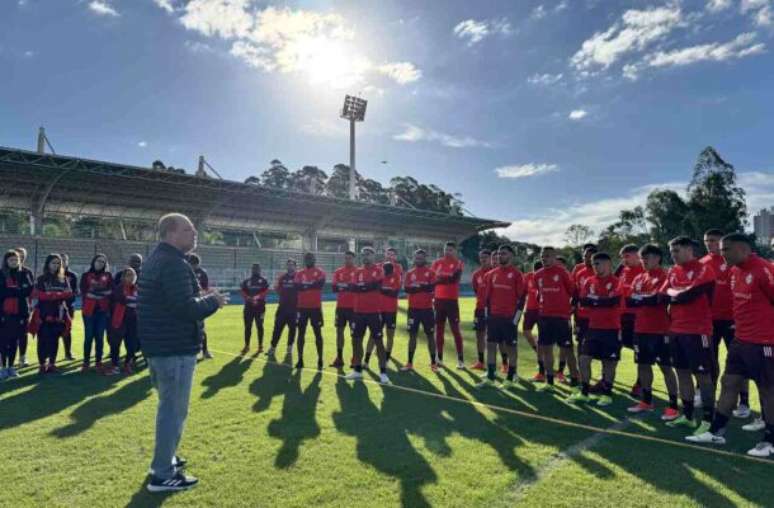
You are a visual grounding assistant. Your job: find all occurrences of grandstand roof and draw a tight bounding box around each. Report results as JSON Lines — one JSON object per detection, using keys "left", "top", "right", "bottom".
{"left": 0, "top": 146, "right": 509, "bottom": 242}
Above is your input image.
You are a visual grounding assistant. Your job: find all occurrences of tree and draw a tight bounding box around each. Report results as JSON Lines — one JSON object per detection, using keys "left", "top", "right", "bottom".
{"left": 290, "top": 165, "right": 328, "bottom": 195}
{"left": 564, "top": 224, "right": 594, "bottom": 247}
{"left": 645, "top": 189, "right": 691, "bottom": 245}
{"left": 359, "top": 178, "right": 390, "bottom": 205}
{"left": 686, "top": 148, "right": 748, "bottom": 236}
{"left": 597, "top": 207, "right": 649, "bottom": 255}
{"left": 248, "top": 159, "right": 292, "bottom": 189}
{"left": 326, "top": 164, "right": 356, "bottom": 199}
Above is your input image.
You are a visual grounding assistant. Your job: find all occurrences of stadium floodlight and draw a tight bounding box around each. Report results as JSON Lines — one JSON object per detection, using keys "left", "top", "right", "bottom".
{"left": 340, "top": 95, "right": 367, "bottom": 202}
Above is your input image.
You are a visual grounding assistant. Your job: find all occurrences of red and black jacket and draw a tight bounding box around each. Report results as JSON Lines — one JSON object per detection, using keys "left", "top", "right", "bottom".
{"left": 111, "top": 282, "right": 138, "bottom": 329}
{"left": 29, "top": 274, "right": 73, "bottom": 334}
{"left": 0, "top": 268, "right": 34, "bottom": 320}
{"left": 80, "top": 270, "right": 114, "bottom": 317}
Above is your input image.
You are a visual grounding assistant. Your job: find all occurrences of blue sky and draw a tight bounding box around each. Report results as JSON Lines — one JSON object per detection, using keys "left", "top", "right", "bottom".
{"left": 2, "top": 0, "right": 774, "bottom": 244}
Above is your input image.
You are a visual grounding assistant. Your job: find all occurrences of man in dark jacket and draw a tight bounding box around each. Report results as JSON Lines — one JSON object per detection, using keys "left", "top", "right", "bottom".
{"left": 138, "top": 213, "right": 227, "bottom": 493}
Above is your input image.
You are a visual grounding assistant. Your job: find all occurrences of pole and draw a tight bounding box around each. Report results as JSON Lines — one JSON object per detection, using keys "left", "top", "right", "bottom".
{"left": 349, "top": 119, "right": 356, "bottom": 200}
{"left": 37, "top": 127, "right": 46, "bottom": 154}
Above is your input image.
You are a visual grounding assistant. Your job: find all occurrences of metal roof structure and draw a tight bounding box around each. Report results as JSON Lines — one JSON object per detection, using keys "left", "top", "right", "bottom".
{"left": 0, "top": 146, "right": 509, "bottom": 245}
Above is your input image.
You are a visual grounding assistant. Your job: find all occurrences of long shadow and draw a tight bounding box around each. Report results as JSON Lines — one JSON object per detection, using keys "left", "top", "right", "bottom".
{"left": 200, "top": 355, "right": 253, "bottom": 400}
{"left": 51, "top": 375, "right": 152, "bottom": 438}
{"left": 0, "top": 370, "right": 123, "bottom": 431}
{"left": 267, "top": 371, "right": 322, "bottom": 469}
{"left": 124, "top": 477, "right": 177, "bottom": 508}
{"left": 249, "top": 360, "right": 291, "bottom": 413}
{"left": 333, "top": 378, "right": 437, "bottom": 508}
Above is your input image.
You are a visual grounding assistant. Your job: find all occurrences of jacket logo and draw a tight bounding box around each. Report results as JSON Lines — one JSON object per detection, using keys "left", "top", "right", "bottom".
{"left": 606, "top": 282, "right": 613, "bottom": 290}
{"left": 687, "top": 270, "right": 694, "bottom": 280}
{"left": 746, "top": 273, "right": 753, "bottom": 285}
{"left": 553, "top": 275, "right": 559, "bottom": 282}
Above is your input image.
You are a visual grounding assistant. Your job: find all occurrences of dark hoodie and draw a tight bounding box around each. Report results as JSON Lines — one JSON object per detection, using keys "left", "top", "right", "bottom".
{"left": 0, "top": 251, "right": 34, "bottom": 320}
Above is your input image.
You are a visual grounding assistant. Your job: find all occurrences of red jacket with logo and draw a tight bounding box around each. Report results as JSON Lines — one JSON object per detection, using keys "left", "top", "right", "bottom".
{"left": 332, "top": 266, "right": 357, "bottom": 309}
{"left": 294, "top": 267, "right": 326, "bottom": 310}
{"left": 661, "top": 259, "right": 716, "bottom": 336}
{"left": 405, "top": 266, "right": 436, "bottom": 310}
{"left": 80, "top": 271, "right": 113, "bottom": 317}
{"left": 579, "top": 274, "right": 621, "bottom": 330}
{"left": 352, "top": 264, "right": 383, "bottom": 314}
{"left": 472, "top": 266, "right": 492, "bottom": 310}
{"left": 525, "top": 272, "right": 539, "bottom": 311}
{"left": 484, "top": 265, "right": 525, "bottom": 318}
{"left": 618, "top": 264, "right": 644, "bottom": 315}
{"left": 730, "top": 255, "right": 774, "bottom": 345}
{"left": 535, "top": 264, "right": 574, "bottom": 319}
{"left": 431, "top": 256, "right": 464, "bottom": 300}
{"left": 380, "top": 271, "right": 402, "bottom": 313}
{"left": 700, "top": 252, "right": 734, "bottom": 321}
{"left": 572, "top": 263, "right": 595, "bottom": 320}
{"left": 629, "top": 267, "right": 670, "bottom": 335}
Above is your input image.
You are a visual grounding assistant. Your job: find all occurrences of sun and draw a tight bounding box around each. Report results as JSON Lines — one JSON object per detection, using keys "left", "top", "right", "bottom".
{"left": 293, "top": 36, "right": 371, "bottom": 89}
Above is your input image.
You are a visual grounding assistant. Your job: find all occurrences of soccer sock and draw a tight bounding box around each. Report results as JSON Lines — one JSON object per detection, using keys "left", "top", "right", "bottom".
{"left": 487, "top": 363, "right": 496, "bottom": 380}
{"left": 683, "top": 399, "right": 695, "bottom": 420}
{"left": 582, "top": 382, "right": 590, "bottom": 396}
{"left": 740, "top": 391, "right": 750, "bottom": 407}
{"left": 337, "top": 347, "right": 343, "bottom": 360}
{"left": 668, "top": 393, "right": 679, "bottom": 410}
{"left": 643, "top": 389, "right": 653, "bottom": 405}
{"left": 501, "top": 352, "right": 508, "bottom": 365}
{"left": 435, "top": 326, "right": 445, "bottom": 359}
{"left": 546, "top": 374, "right": 554, "bottom": 385}
{"left": 507, "top": 366, "right": 516, "bottom": 381}
{"left": 450, "top": 322, "right": 464, "bottom": 359}
{"left": 558, "top": 360, "right": 566, "bottom": 374}
{"left": 408, "top": 348, "right": 415, "bottom": 364}
{"left": 257, "top": 326, "right": 264, "bottom": 348}
{"left": 538, "top": 360, "right": 545, "bottom": 375}
{"left": 710, "top": 413, "right": 730, "bottom": 434}
{"left": 478, "top": 351, "right": 484, "bottom": 363}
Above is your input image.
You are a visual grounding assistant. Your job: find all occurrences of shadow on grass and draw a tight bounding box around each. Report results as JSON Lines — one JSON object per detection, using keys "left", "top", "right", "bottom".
{"left": 249, "top": 359, "right": 291, "bottom": 413}
{"left": 200, "top": 355, "right": 253, "bottom": 399}
{"left": 267, "top": 370, "right": 322, "bottom": 469}
{"left": 124, "top": 476, "right": 177, "bottom": 508}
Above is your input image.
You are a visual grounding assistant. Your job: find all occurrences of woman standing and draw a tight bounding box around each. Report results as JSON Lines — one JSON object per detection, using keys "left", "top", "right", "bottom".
{"left": 32, "top": 254, "right": 73, "bottom": 374}
{"left": 80, "top": 254, "right": 113, "bottom": 373}
{"left": 0, "top": 250, "right": 34, "bottom": 379}
{"left": 109, "top": 268, "right": 139, "bottom": 374}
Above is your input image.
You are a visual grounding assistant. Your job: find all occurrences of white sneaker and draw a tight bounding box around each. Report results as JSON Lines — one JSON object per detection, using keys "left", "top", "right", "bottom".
{"left": 7, "top": 367, "right": 18, "bottom": 378}
{"left": 379, "top": 373, "right": 392, "bottom": 385}
{"left": 456, "top": 360, "right": 465, "bottom": 370}
{"left": 685, "top": 431, "right": 726, "bottom": 445}
{"left": 743, "top": 418, "right": 766, "bottom": 432}
{"left": 693, "top": 393, "right": 703, "bottom": 408}
{"left": 19, "top": 355, "right": 28, "bottom": 367}
{"left": 732, "top": 404, "right": 751, "bottom": 419}
{"left": 344, "top": 371, "right": 363, "bottom": 381}
{"left": 747, "top": 441, "right": 774, "bottom": 458}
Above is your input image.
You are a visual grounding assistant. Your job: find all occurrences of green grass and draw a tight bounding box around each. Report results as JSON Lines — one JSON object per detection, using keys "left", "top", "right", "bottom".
{"left": 1, "top": 298, "right": 771, "bottom": 508}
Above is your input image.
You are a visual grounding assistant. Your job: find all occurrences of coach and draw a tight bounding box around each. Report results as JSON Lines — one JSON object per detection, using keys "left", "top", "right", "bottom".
{"left": 139, "top": 213, "right": 227, "bottom": 492}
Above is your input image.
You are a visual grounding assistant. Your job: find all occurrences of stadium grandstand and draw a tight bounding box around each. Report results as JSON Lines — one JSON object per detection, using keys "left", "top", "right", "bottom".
{"left": 0, "top": 145, "right": 509, "bottom": 289}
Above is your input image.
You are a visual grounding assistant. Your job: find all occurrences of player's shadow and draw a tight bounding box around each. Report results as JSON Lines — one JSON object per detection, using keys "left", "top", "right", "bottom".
{"left": 124, "top": 477, "right": 177, "bottom": 508}
{"left": 50, "top": 375, "right": 152, "bottom": 438}
{"left": 333, "top": 378, "right": 437, "bottom": 508}
{"left": 267, "top": 370, "right": 322, "bottom": 469}
{"left": 249, "top": 360, "right": 292, "bottom": 413}
{"left": 200, "top": 355, "right": 253, "bottom": 399}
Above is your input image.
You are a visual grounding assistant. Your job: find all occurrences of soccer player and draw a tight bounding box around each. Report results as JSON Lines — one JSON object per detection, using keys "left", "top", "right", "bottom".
{"left": 700, "top": 229, "right": 748, "bottom": 416}
{"left": 477, "top": 245, "right": 525, "bottom": 389}
{"left": 294, "top": 252, "right": 326, "bottom": 370}
{"left": 626, "top": 244, "right": 680, "bottom": 420}
{"left": 80, "top": 253, "right": 114, "bottom": 373}
{"left": 618, "top": 244, "right": 645, "bottom": 397}
{"left": 109, "top": 268, "right": 139, "bottom": 374}
{"left": 568, "top": 252, "right": 621, "bottom": 406}
{"left": 471, "top": 249, "right": 493, "bottom": 370}
{"left": 687, "top": 233, "right": 774, "bottom": 457}
{"left": 0, "top": 250, "right": 33, "bottom": 379}
{"left": 345, "top": 247, "right": 390, "bottom": 384}
{"left": 61, "top": 253, "right": 78, "bottom": 361}
{"left": 187, "top": 254, "right": 212, "bottom": 360}
{"left": 365, "top": 260, "right": 401, "bottom": 365}
{"left": 267, "top": 259, "right": 298, "bottom": 358}
{"left": 330, "top": 251, "right": 357, "bottom": 368}
{"left": 240, "top": 263, "right": 269, "bottom": 355}
{"left": 661, "top": 236, "right": 717, "bottom": 436}
{"left": 431, "top": 241, "right": 466, "bottom": 369}
{"left": 402, "top": 249, "right": 438, "bottom": 372}
{"left": 12, "top": 247, "right": 34, "bottom": 368}
{"left": 572, "top": 244, "right": 598, "bottom": 348}
{"left": 31, "top": 254, "right": 73, "bottom": 374}
{"left": 535, "top": 247, "right": 579, "bottom": 391}
{"left": 523, "top": 261, "right": 543, "bottom": 380}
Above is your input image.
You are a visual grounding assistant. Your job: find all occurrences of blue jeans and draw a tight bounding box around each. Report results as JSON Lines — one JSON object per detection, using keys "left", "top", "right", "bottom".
{"left": 148, "top": 355, "right": 196, "bottom": 479}
{"left": 83, "top": 311, "right": 108, "bottom": 364}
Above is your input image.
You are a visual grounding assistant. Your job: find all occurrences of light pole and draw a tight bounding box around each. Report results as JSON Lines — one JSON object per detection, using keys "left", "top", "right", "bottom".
{"left": 340, "top": 95, "right": 367, "bottom": 251}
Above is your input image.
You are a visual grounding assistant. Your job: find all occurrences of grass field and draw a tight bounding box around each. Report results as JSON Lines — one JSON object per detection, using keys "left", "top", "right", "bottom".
{"left": 1, "top": 297, "right": 772, "bottom": 508}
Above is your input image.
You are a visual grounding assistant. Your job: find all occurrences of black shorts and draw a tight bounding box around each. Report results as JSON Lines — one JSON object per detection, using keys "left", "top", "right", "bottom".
{"left": 473, "top": 308, "right": 487, "bottom": 331}
{"left": 634, "top": 333, "right": 672, "bottom": 366}
{"left": 275, "top": 307, "right": 297, "bottom": 328}
{"left": 353, "top": 313, "right": 383, "bottom": 340}
{"left": 381, "top": 312, "right": 397, "bottom": 330}
{"left": 581, "top": 329, "right": 621, "bottom": 361}
{"left": 670, "top": 334, "right": 714, "bottom": 374}
{"left": 522, "top": 309, "right": 539, "bottom": 332}
{"left": 538, "top": 317, "right": 572, "bottom": 348}
{"left": 434, "top": 299, "right": 460, "bottom": 325}
{"left": 408, "top": 308, "right": 434, "bottom": 335}
{"left": 620, "top": 314, "right": 635, "bottom": 348}
{"left": 297, "top": 308, "right": 324, "bottom": 328}
{"left": 575, "top": 317, "right": 590, "bottom": 344}
{"left": 335, "top": 308, "right": 355, "bottom": 329}
{"left": 712, "top": 320, "right": 735, "bottom": 351}
{"left": 486, "top": 316, "right": 517, "bottom": 346}
{"left": 724, "top": 340, "right": 774, "bottom": 388}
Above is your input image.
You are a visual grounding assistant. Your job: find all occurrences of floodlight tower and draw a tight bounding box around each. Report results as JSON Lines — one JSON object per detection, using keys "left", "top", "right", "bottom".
{"left": 340, "top": 95, "right": 367, "bottom": 201}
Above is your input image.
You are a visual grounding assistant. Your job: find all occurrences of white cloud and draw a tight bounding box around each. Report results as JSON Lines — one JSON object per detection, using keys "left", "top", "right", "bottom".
{"left": 23, "top": 50, "right": 35, "bottom": 58}
{"left": 501, "top": 171, "right": 774, "bottom": 244}
{"left": 707, "top": 0, "right": 733, "bottom": 12}
{"left": 154, "top": 0, "right": 175, "bottom": 14}
{"left": 571, "top": 5, "right": 683, "bottom": 72}
{"left": 89, "top": 0, "right": 119, "bottom": 17}
{"left": 376, "top": 62, "right": 422, "bottom": 84}
{"left": 532, "top": 5, "right": 548, "bottom": 19}
{"left": 624, "top": 32, "right": 765, "bottom": 79}
{"left": 741, "top": 0, "right": 773, "bottom": 26}
{"left": 184, "top": 40, "right": 214, "bottom": 53}
{"left": 568, "top": 109, "right": 588, "bottom": 120}
{"left": 393, "top": 124, "right": 491, "bottom": 148}
{"left": 495, "top": 163, "right": 559, "bottom": 179}
{"left": 453, "top": 18, "right": 512, "bottom": 46}
{"left": 138, "top": 141, "right": 148, "bottom": 148}
{"left": 527, "top": 72, "right": 563, "bottom": 85}
{"left": 555, "top": 1, "right": 569, "bottom": 13}
{"left": 174, "top": 4, "right": 419, "bottom": 89}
